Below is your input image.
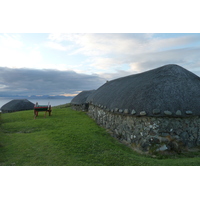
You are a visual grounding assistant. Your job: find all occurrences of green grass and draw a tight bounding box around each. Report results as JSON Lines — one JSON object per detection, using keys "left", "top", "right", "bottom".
{"left": 1, "top": 105, "right": 200, "bottom": 166}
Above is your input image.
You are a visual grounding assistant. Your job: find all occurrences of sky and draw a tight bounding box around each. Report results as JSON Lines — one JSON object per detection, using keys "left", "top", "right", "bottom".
{"left": 1, "top": 33, "right": 200, "bottom": 97}
{"left": 1, "top": 0, "right": 200, "bottom": 98}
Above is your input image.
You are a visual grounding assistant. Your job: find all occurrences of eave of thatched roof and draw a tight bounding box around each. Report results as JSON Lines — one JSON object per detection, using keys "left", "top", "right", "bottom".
{"left": 71, "top": 90, "right": 95, "bottom": 105}
{"left": 86, "top": 64, "right": 200, "bottom": 117}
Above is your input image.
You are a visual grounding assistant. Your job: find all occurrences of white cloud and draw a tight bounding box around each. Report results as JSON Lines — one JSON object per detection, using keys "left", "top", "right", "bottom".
{"left": 45, "top": 41, "right": 73, "bottom": 51}
{"left": 0, "top": 34, "right": 43, "bottom": 68}
{"left": 147, "top": 35, "right": 200, "bottom": 52}
{"left": 89, "top": 57, "right": 126, "bottom": 71}
{"left": 47, "top": 34, "right": 200, "bottom": 75}
{"left": 128, "top": 47, "right": 200, "bottom": 73}
{"left": 0, "top": 47, "right": 43, "bottom": 68}
{"left": 48, "top": 33, "right": 154, "bottom": 56}
{"left": 0, "top": 34, "right": 23, "bottom": 49}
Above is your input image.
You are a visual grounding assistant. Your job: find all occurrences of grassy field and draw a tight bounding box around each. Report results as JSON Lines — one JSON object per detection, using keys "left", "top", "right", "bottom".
{"left": 1, "top": 105, "right": 200, "bottom": 166}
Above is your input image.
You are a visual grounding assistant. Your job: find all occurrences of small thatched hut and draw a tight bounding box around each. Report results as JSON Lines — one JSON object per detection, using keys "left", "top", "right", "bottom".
{"left": 71, "top": 90, "right": 95, "bottom": 111}
{"left": 86, "top": 64, "right": 200, "bottom": 153}
{"left": 1, "top": 99, "right": 34, "bottom": 113}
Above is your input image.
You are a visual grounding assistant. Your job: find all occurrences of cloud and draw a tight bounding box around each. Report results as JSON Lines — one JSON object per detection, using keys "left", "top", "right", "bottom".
{"left": 48, "top": 33, "right": 200, "bottom": 56}
{"left": 0, "top": 34, "right": 43, "bottom": 68}
{"left": 129, "top": 47, "right": 200, "bottom": 74}
{"left": 98, "top": 70, "right": 137, "bottom": 81}
{"left": 48, "top": 33, "right": 153, "bottom": 56}
{"left": 0, "top": 34, "right": 23, "bottom": 49}
{"left": 47, "top": 33, "right": 200, "bottom": 77}
{"left": 0, "top": 67, "right": 105, "bottom": 96}
{"left": 45, "top": 41, "right": 73, "bottom": 51}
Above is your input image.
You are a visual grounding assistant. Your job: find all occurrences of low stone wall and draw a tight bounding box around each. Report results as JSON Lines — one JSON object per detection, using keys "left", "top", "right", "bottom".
{"left": 87, "top": 105, "right": 200, "bottom": 153}
{"left": 71, "top": 103, "right": 89, "bottom": 112}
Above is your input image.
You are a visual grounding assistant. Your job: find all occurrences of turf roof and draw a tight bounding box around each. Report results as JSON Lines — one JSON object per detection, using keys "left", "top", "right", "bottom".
{"left": 71, "top": 90, "right": 95, "bottom": 105}
{"left": 1, "top": 99, "right": 34, "bottom": 113}
{"left": 86, "top": 64, "right": 200, "bottom": 117}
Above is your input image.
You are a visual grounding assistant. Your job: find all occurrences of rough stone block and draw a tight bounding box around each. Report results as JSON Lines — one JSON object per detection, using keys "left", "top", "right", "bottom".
{"left": 164, "top": 110, "right": 172, "bottom": 115}
{"left": 124, "top": 109, "right": 129, "bottom": 114}
{"left": 186, "top": 110, "right": 193, "bottom": 115}
{"left": 153, "top": 109, "right": 160, "bottom": 115}
{"left": 176, "top": 110, "right": 182, "bottom": 116}
{"left": 131, "top": 109, "right": 136, "bottom": 115}
{"left": 115, "top": 108, "right": 119, "bottom": 112}
{"left": 140, "top": 111, "right": 147, "bottom": 116}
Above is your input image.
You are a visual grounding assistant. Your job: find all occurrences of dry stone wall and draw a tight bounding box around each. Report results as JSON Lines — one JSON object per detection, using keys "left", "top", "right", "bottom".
{"left": 87, "top": 105, "right": 200, "bottom": 153}
{"left": 71, "top": 103, "right": 89, "bottom": 111}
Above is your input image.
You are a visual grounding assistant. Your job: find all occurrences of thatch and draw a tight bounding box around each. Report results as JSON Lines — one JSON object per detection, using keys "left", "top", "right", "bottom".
{"left": 86, "top": 64, "right": 200, "bottom": 117}
{"left": 71, "top": 90, "right": 95, "bottom": 105}
{"left": 1, "top": 99, "right": 34, "bottom": 113}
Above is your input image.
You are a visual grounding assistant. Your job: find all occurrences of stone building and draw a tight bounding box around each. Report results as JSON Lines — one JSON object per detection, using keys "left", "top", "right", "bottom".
{"left": 71, "top": 90, "right": 95, "bottom": 111}
{"left": 1, "top": 99, "right": 34, "bottom": 113}
{"left": 85, "top": 64, "right": 200, "bottom": 153}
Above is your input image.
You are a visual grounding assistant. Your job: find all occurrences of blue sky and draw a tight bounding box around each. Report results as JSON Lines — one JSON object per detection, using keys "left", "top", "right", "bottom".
{"left": 1, "top": 33, "right": 200, "bottom": 97}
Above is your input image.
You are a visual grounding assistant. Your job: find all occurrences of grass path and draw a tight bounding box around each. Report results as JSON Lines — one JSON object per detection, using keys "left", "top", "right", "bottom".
{"left": 1, "top": 106, "right": 200, "bottom": 166}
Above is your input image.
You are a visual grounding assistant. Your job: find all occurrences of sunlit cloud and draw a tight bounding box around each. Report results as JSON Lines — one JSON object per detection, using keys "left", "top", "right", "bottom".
{"left": 59, "top": 93, "right": 79, "bottom": 97}
{"left": 0, "top": 33, "right": 23, "bottom": 49}
{"left": 0, "top": 34, "right": 43, "bottom": 68}
{"left": 47, "top": 33, "right": 200, "bottom": 76}
{"left": 45, "top": 41, "right": 73, "bottom": 51}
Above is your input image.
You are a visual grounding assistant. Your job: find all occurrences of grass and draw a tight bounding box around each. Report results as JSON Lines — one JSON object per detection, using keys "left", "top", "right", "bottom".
{"left": 1, "top": 105, "right": 200, "bottom": 166}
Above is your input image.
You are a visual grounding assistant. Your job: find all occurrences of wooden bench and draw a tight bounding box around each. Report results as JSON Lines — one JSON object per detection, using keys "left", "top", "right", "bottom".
{"left": 34, "top": 102, "right": 52, "bottom": 119}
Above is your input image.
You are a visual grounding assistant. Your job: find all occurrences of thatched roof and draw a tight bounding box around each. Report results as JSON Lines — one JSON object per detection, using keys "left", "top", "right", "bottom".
{"left": 71, "top": 90, "right": 95, "bottom": 105}
{"left": 86, "top": 64, "right": 200, "bottom": 117}
{"left": 1, "top": 99, "right": 34, "bottom": 113}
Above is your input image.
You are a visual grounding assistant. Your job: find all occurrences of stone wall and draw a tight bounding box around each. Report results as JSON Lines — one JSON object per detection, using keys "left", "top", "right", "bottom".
{"left": 71, "top": 103, "right": 89, "bottom": 112}
{"left": 87, "top": 105, "right": 200, "bottom": 153}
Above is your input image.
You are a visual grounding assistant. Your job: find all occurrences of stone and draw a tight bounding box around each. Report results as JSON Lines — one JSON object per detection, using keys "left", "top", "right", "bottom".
{"left": 115, "top": 108, "right": 119, "bottom": 112}
{"left": 186, "top": 141, "right": 196, "bottom": 148}
{"left": 131, "top": 109, "right": 136, "bottom": 115}
{"left": 186, "top": 110, "right": 193, "bottom": 115}
{"left": 149, "top": 136, "right": 160, "bottom": 144}
{"left": 164, "top": 110, "right": 172, "bottom": 115}
{"left": 131, "top": 135, "right": 133, "bottom": 139}
{"left": 140, "top": 111, "right": 147, "bottom": 116}
{"left": 119, "top": 109, "right": 123, "bottom": 113}
{"left": 176, "top": 110, "right": 182, "bottom": 116}
{"left": 156, "top": 144, "right": 168, "bottom": 151}
{"left": 124, "top": 109, "right": 129, "bottom": 114}
{"left": 180, "top": 132, "right": 188, "bottom": 140}
{"left": 153, "top": 109, "right": 160, "bottom": 115}
{"left": 115, "top": 129, "right": 119, "bottom": 135}
{"left": 161, "top": 133, "right": 170, "bottom": 137}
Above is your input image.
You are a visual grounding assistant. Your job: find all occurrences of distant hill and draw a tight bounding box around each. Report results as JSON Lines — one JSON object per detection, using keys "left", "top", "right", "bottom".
{"left": 0, "top": 95, "right": 74, "bottom": 99}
